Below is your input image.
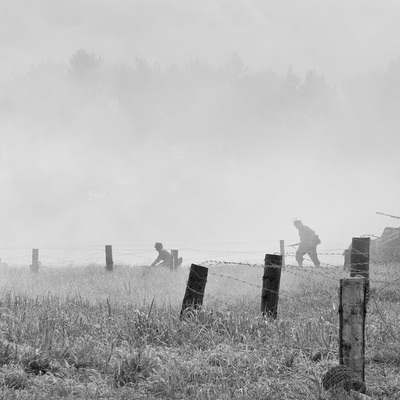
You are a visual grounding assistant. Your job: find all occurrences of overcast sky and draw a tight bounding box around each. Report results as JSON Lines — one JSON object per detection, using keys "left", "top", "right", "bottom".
{"left": 1, "top": 0, "right": 400, "bottom": 263}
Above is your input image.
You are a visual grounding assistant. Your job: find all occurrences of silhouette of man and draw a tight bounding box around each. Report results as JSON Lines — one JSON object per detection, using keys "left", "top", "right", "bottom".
{"left": 150, "top": 242, "right": 183, "bottom": 268}
{"left": 293, "top": 220, "right": 321, "bottom": 267}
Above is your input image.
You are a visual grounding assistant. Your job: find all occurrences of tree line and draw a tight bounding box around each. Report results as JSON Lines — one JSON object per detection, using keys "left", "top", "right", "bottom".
{"left": 1, "top": 48, "right": 399, "bottom": 149}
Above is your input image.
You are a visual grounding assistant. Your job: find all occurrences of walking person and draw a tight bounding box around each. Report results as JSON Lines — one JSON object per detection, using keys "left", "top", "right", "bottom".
{"left": 293, "top": 220, "right": 321, "bottom": 267}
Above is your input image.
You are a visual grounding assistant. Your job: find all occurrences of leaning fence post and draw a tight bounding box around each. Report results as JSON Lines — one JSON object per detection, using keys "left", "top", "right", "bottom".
{"left": 105, "top": 245, "right": 113, "bottom": 272}
{"left": 261, "top": 254, "right": 282, "bottom": 319}
{"left": 280, "top": 240, "right": 285, "bottom": 267}
{"left": 350, "top": 237, "right": 370, "bottom": 296}
{"left": 180, "top": 264, "right": 208, "bottom": 318}
{"left": 171, "top": 250, "right": 179, "bottom": 270}
{"left": 31, "top": 248, "right": 39, "bottom": 273}
{"left": 339, "top": 277, "right": 367, "bottom": 383}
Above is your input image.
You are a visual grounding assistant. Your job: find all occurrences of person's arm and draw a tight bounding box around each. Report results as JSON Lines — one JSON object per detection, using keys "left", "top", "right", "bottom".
{"left": 150, "top": 254, "right": 162, "bottom": 267}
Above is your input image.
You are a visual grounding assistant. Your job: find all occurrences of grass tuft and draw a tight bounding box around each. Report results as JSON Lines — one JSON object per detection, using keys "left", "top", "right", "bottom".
{"left": 0, "top": 365, "right": 29, "bottom": 390}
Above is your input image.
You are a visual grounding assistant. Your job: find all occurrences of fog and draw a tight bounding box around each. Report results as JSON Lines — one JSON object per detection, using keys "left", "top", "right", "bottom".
{"left": 1, "top": 1, "right": 400, "bottom": 259}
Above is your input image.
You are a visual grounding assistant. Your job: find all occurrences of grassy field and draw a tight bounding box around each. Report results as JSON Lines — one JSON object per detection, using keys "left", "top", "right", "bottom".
{"left": 0, "top": 262, "right": 399, "bottom": 399}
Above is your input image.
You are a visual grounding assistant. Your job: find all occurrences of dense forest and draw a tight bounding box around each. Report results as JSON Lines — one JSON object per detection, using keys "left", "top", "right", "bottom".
{"left": 2, "top": 49, "right": 400, "bottom": 147}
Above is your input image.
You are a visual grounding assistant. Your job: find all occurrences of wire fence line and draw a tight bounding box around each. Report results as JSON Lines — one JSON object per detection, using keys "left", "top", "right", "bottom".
{"left": 205, "top": 262, "right": 400, "bottom": 291}
{"left": 0, "top": 243, "right": 355, "bottom": 267}
{"left": 0, "top": 243, "right": 399, "bottom": 298}
{"left": 177, "top": 260, "right": 400, "bottom": 329}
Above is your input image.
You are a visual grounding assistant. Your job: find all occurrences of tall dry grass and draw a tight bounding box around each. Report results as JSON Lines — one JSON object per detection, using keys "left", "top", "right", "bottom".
{"left": 0, "top": 262, "right": 398, "bottom": 399}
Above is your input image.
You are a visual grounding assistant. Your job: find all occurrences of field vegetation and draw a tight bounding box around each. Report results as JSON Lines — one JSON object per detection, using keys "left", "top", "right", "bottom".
{"left": 0, "top": 262, "right": 399, "bottom": 399}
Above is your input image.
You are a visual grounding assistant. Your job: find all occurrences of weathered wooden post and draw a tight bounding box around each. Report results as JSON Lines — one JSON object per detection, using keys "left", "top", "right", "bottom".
{"left": 350, "top": 237, "right": 370, "bottom": 295}
{"left": 280, "top": 240, "right": 285, "bottom": 267}
{"left": 171, "top": 249, "right": 179, "bottom": 270}
{"left": 343, "top": 248, "right": 351, "bottom": 271}
{"left": 261, "top": 254, "right": 282, "bottom": 319}
{"left": 180, "top": 264, "right": 208, "bottom": 318}
{"left": 105, "top": 245, "right": 113, "bottom": 272}
{"left": 339, "top": 277, "right": 367, "bottom": 383}
{"left": 31, "top": 248, "right": 39, "bottom": 273}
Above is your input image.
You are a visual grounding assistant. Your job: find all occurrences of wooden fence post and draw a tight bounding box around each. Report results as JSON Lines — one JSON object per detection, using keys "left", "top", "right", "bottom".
{"left": 180, "top": 264, "right": 208, "bottom": 318}
{"left": 343, "top": 248, "right": 351, "bottom": 271}
{"left": 31, "top": 249, "right": 39, "bottom": 273}
{"left": 280, "top": 240, "right": 285, "bottom": 267}
{"left": 171, "top": 249, "right": 179, "bottom": 270}
{"left": 105, "top": 245, "right": 113, "bottom": 272}
{"left": 350, "top": 237, "right": 370, "bottom": 295}
{"left": 339, "top": 277, "right": 367, "bottom": 382}
{"left": 261, "top": 254, "right": 282, "bottom": 319}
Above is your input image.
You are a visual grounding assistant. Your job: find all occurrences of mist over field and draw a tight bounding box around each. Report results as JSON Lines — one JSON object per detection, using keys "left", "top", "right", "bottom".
{"left": 1, "top": 0, "right": 400, "bottom": 255}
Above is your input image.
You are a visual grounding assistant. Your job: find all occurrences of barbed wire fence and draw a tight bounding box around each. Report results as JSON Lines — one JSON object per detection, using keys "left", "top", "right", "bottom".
{"left": 0, "top": 242, "right": 399, "bottom": 303}
{"left": 0, "top": 241, "right": 352, "bottom": 266}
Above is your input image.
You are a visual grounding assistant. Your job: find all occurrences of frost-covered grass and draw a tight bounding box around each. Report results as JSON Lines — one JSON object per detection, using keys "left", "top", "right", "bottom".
{"left": 0, "top": 263, "right": 399, "bottom": 399}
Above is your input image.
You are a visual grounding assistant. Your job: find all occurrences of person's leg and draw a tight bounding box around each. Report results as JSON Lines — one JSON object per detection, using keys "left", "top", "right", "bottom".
{"left": 308, "top": 247, "right": 321, "bottom": 267}
{"left": 296, "top": 248, "right": 305, "bottom": 267}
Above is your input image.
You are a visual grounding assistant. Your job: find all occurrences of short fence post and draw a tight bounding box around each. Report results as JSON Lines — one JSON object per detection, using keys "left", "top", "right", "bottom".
{"left": 350, "top": 237, "right": 370, "bottom": 296}
{"left": 280, "top": 240, "right": 285, "bottom": 267}
{"left": 261, "top": 254, "right": 282, "bottom": 319}
{"left": 171, "top": 249, "right": 179, "bottom": 270}
{"left": 31, "top": 249, "right": 39, "bottom": 273}
{"left": 339, "top": 277, "right": 367, "bottom": 382}
{"left": 105, "top": 245, "right": 113, "bottom": 272}
{"left": 180, "top": 264, "right": 208, "bottom": 318}
{"left": 343, "top": 248, "right": 351, "bottom": 271}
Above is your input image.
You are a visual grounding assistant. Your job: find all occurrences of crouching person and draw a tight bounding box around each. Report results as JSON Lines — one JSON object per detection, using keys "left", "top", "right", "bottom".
{"left": 150, "top": 242, "right": 183, "bottom": 268}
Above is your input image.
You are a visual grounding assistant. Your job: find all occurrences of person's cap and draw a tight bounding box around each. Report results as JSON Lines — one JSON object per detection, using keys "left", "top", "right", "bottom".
{"left": 155, "top": 242, "right": 163, "bottom": 247}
